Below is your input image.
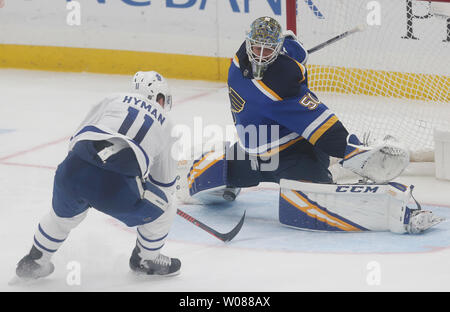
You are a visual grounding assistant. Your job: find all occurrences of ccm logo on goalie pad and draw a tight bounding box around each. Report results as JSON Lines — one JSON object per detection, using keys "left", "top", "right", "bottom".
{"left": 335, "top": 186, "right": 379, "bottom": 193}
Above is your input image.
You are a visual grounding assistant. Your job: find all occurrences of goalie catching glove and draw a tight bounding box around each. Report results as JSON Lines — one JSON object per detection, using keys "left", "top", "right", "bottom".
{"left": 340, "top": 134, "right": 410, "bottom": 183}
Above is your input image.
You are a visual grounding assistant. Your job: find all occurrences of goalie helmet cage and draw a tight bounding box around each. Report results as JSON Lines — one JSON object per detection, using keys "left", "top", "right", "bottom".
{"left": 286, "top": 0, "right": 450, "bottom": 162}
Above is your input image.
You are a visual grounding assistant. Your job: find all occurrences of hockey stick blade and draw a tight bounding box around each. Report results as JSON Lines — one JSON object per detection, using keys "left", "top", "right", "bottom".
{"left": 177, "top": 209, "right": 246, "bottom": 242}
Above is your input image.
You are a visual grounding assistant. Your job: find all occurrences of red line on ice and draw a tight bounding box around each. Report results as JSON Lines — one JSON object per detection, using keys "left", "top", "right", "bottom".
{"left": 0, "top": 161, "right": 57, "bottom": 170}
{"left": 0, "top": 136, "right": 70, "bottom": 162}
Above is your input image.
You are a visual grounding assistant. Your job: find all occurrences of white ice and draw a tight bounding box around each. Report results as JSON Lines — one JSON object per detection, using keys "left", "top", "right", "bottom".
{"left": 1, "top": 69, "right": 450, "bottom": 292}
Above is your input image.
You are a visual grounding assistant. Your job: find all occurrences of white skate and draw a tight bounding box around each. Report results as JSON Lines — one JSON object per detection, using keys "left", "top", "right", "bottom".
{"left": 407, "top": 210, "right": 445, "bottom": 234}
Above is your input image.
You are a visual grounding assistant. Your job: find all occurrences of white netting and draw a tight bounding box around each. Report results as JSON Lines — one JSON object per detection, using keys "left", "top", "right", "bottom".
{"left": 295, "top": 0, "right": 450, "bottom": 161}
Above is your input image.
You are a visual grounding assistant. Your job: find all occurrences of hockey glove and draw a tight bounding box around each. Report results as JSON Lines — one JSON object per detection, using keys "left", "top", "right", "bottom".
{"left": 340, "top": 134, "right": 410, "bottom": 183}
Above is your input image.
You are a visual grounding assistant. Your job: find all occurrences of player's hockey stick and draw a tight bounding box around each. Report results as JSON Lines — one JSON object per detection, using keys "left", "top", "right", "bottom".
{"left": 176, "top": 209, "right": 246, "bottom": 242}
{"left": 307, "top": 24, "right": 366, "bottom": 54}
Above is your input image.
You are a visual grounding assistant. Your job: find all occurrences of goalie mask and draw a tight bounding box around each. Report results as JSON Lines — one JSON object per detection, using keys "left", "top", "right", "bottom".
{"left": 245, "top": 16, "right": 284, "bottom": 80}
{"left": 132, "top": 71, "right": 173, "bottom": 111}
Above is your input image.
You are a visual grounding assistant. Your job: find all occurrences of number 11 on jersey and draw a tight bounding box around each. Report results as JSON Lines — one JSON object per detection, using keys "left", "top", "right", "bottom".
{"left": 118, "top": 106, "right": 154, "bottom": 144}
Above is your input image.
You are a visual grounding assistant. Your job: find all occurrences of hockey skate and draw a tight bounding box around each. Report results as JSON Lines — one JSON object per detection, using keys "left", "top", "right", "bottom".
{"left": 406, "top": 209, "right": 445, "bottom": 234}
{"left": 15, "top": 245, "right": 55, "bottom": 280}
{"left": 129, "top": 245, "right": 181, "bottom": 276}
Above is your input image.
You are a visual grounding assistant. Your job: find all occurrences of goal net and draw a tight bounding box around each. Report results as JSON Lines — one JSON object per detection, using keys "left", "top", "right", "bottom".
{"left": 291, "top": 0, "right": 450, "bottom": 162}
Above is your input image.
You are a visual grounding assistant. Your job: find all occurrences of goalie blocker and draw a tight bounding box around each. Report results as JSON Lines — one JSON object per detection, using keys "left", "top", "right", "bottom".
{"left": 279, "top": 179, "right": 444, "bottom": 234}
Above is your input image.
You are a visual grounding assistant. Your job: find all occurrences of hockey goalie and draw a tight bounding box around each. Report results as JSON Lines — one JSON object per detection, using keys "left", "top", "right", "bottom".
{"left": 176, "top": 16, "right": 444, "bottom": 234}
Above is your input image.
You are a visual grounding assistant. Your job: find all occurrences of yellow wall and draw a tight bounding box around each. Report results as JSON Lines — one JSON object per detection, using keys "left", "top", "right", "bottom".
{"left": 0, "top": 44, "right": 231, "bottom": 81}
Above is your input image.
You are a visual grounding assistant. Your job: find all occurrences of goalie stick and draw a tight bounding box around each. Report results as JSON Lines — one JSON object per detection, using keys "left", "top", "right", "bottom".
{"left": 177, "top": 209, "right": 246, "bottom": 242}
{"left": 307, "top": 24, "right": 366, "bottom": 54}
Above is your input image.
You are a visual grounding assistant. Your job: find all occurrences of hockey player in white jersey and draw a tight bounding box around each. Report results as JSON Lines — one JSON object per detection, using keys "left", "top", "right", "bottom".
{"left": 15, "top": 71, "right": 181, "bottom": 280}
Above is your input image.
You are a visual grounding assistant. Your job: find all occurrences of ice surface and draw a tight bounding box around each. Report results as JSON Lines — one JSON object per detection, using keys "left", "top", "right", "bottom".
{"left": 1, "top": 69, "right": 450, "bottom": 292}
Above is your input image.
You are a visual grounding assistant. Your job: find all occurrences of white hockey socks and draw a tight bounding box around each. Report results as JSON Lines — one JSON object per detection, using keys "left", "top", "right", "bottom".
{"left": 135, "top": 199, "right": 177, "bottom": 261}
{"left": 33, "top": 210, "right": 88, "bottom": 260}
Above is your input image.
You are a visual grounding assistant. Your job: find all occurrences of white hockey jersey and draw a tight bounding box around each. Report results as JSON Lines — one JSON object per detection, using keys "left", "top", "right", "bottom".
{"left": 69, "top": 93, "right": 177, "bottom": 187}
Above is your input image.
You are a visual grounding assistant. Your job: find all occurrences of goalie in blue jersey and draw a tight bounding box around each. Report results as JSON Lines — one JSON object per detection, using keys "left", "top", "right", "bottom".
{"left": 177, "top": 17, "right": 443, "bottom": 234}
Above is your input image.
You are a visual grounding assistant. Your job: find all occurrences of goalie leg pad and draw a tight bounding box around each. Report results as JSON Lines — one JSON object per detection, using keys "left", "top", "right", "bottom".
{"left": 188, "top": 151, "right": 227, "bottom": 197}
{"left": 279, "top": 181, "right": 370, "bottom": 232}
{"left": 279, "top": 179, "right": 424, "bottom": 233}
{"left": 177, "top": 148, "right": 241, "bottom": 204}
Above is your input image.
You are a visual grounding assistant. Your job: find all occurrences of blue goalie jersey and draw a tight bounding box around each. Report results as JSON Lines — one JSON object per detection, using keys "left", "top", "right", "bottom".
{"left": 227, "top": 38, "right": 348, "bottom": 158}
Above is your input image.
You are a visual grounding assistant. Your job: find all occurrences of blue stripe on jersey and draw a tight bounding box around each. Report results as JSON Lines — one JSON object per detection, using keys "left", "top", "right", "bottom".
{"left": 73, "top": 125, "right": 109, "bottom": 138}
{"left": 305, "top": 113, "right": 336, "bottom": 141}
{"left": 72, "top": 125, "right": 150, "bottom": 174}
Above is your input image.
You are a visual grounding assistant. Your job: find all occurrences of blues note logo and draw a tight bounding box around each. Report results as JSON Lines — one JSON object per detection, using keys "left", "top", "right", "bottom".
{"left": 229, "top": 87, "right": 246, "bottom": 113}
